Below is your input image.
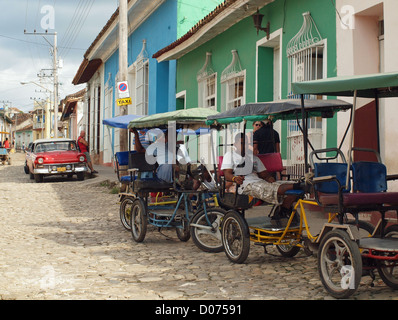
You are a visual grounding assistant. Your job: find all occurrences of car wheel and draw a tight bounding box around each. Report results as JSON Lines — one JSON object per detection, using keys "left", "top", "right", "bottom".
{"left": 34, "top": 174, "right": 43, "bottom": 183}
{"left": 76, "top": 172, "right": 84, "bottom": 181}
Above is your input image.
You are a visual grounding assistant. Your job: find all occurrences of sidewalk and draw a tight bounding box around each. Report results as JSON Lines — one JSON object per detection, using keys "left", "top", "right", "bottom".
{"left": 81, "top": 163, "right": 119, "bottom": 187}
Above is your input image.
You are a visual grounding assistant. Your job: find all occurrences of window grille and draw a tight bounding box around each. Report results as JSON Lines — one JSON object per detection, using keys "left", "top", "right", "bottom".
{"left": 197, "top": 52, "right": 216, "bottom": 109}
{"left": 135, "top": 40, "right": 149, "bottom": 116}
{"left": 221, "top": 50, "right": 245, "bottom": 112}
{"left": 286, "top": 12, "right": 325, "bottom": 178}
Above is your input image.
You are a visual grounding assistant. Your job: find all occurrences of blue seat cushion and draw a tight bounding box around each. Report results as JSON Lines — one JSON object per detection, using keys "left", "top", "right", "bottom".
{"left": 120, "top": 175, "right": 132, "bottom": 183}
{"left": 115, "top": 151, "right": 131, "bottom": 166}
{"left": 352, "top": 161, "right": 387, "bottom": 192}
{"left": 285, "top": 190, "right": 305, "bottom": 196}
{"left": 314, "top": 163, "right": 350, "bottom": 193}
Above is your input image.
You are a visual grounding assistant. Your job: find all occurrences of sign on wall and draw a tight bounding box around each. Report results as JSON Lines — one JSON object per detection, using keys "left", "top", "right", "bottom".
{"left": 116, "top": 97, "right": 132, "bottom": 106}
{"left": 117, "top": 81, "right": 130, "bottom": 99}
{"left": 116, "top": 81, "right": 131, "bottom": 106}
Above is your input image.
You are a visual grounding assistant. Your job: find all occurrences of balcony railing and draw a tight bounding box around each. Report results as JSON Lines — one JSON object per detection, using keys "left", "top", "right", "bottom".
{"left": 33, "top": 122, "right": 45, "bottom": 130}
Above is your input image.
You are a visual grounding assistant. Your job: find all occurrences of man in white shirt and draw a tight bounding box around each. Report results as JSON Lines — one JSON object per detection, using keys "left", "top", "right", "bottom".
{"left": 132, "top": 128, "right": 193, "bottom": 184}
{"left": 221, "top": 133, "right": 302, "bottom": 224}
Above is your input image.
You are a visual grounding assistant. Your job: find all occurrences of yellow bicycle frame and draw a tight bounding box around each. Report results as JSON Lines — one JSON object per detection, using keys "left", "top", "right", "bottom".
{"left": 249, "top": 199, "right": 337, "bottom": 247}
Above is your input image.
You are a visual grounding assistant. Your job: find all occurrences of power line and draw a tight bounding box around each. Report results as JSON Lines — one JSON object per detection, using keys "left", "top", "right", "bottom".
{"left": 59, "top": 0, "right": 86, "bottom": 55}
{"left": 59, "top": 0, "right": 95, "bottom": 58}
{"left": 0, "top": 33, "right": 85, "bottom": 51}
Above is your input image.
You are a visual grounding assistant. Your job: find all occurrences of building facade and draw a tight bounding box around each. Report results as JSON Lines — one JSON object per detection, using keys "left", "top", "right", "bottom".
{"left": 15, "top": 114, "right": 33, "bottom": 151}
{"left": 31, "top": 99, "right": 52, "bottom": 140}
{"left": 334, "top": 0, "right": 398, "bottom": 190}
{"left": 73, "top": 0, "right": 224, "bottom": 165}
{"left": 60, "top": 89, "right": 86, "bottom": 140}
{"left": 0, "top": 107, "right": 13, "bottom": 145}
{"left": 155, "top": 0, "right": 338, "bottom": 177}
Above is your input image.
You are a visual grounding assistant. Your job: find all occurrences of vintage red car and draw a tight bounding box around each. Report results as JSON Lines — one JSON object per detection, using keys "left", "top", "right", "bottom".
{"left": 26, "top": 138, "right": 88, "bottom": 183}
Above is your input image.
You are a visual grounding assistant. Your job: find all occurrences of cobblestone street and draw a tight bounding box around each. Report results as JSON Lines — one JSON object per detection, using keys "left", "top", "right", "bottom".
{"left": 0, "top": 153, "right": 397, "bottom": 301}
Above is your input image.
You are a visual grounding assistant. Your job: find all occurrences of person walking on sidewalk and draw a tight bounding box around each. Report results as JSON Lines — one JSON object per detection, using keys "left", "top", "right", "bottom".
{"left": 77, "top": 130, "right": 98, "bottom": 174}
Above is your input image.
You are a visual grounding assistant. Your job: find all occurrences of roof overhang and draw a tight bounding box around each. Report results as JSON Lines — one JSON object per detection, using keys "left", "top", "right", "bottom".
{"left": 60, "top": 89, "right": 86, "bottom": 120}
{"left": 72, "top": 0, "right": 165, "bottom": 85}
{"left": 60, "top": 101, "right": 77, "bottom": 121}
{"left": 0, "top": 113, "right": 13, "bottom": 124}
{"left": 72, "top": 58, "right": 103, "bottom": 85}
{"left": 153, "top": 0, "right": 274, "bottom": 62}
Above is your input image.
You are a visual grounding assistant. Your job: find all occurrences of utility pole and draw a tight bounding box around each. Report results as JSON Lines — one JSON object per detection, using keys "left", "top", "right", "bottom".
{"left": 53, "top": 32, "right": 58, "bottom": 139}
{"left": 119, "top": 0, "right": 128, "bottom": 151}
{"left": 24, "top": 30, "right": 58, "bottom": 139}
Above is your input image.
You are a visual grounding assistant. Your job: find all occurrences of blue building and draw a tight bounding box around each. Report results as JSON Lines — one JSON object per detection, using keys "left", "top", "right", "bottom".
{"left": 72, "top": 0, "right": 223, "bottom": 165}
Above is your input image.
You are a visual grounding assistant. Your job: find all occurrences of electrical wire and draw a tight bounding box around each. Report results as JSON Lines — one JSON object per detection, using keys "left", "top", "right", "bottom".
{"left": 59, "top": 0, "right": 86, "bottom": 55}
{"left": 59, "top": 0, "right": 95, "bottom": 59}
{"left": 0, "top": 33, "right": 85, "bottom": 51}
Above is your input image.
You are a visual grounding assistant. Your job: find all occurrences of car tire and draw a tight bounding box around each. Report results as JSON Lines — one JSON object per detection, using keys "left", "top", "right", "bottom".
{"left": 34, "top": 174, "right": 43, "bottom": 183}
{"left": 76, "top": 172, "right": 85, "bottom": 181}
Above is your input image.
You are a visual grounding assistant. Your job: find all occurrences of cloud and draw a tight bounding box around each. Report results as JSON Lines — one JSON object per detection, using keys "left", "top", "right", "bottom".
{"left": 0, "top": 0, "right": 118, "bottom": 112}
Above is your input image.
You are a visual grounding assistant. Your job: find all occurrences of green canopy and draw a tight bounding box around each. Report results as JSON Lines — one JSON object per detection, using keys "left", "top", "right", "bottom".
{"left": 128, "top": 108, "right": 219, "bottom": 129}
{"left": 206, "top": 99, "right": 352, "bottom": 125}
{"left": 292, "top": 71, "right": 398, "bottom": 98}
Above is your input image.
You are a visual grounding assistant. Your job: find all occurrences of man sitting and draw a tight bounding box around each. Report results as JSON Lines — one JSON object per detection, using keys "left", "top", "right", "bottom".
{"left": 221, "top": 133, "right": 303, "bottom": 226}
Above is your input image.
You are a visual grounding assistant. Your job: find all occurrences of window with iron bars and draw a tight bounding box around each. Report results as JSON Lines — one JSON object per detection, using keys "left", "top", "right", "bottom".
{"left": 286, "top": 42, "right": 325, "bottom": 178}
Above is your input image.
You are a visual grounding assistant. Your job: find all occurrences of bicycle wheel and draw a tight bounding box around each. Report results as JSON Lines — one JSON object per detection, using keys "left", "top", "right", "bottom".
{"left": 377, "top": 224, "right": 398, "bottom": 289}
{"left": 190, "top": 208, "right": 226, "bottom": 253}
{"left": 347, "top": 220, "right": 375, "bottom": 237}
{"left": 276, "top": 244, "right": 301, "bottom": 258}
{"left": 120, "top": 196, "right": 135, "bottom": 230}
{"left": 318, "top": 229, "right": 362, "bottom": 299}
{"left": 221, "top": 210, "right": 250, "bottom": 264}
{"left": 130, "top": 198, "right": 147, "bottom": 243}
{"left": 176, "top": 217, "right": 191, "bottom": 242}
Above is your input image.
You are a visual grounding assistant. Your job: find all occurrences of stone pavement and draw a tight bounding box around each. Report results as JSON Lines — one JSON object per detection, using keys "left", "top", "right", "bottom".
{"left": 0, "top": 152, "right": 397, "bottom": 301}
{"left": 82, "top": 160, "right": 119, "bottom": 187}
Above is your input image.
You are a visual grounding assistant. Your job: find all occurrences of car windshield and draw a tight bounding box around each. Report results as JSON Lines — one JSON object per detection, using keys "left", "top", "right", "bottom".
{"left": 35, "top": 141, "right": 77, "bottom": 152}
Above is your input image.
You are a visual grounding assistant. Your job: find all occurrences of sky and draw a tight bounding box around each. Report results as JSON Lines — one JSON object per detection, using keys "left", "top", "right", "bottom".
{"left": 0, "top": 0, "right": 119, "bottom": 112}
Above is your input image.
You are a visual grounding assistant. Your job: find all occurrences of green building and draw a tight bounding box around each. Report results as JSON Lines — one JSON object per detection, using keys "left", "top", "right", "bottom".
{"left": 154, "top": 0, "right": 338, "bottom": 176}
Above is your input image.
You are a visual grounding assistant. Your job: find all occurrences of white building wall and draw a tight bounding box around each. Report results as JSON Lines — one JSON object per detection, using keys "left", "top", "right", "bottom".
{"left": 336, "top": 0, "right": 398, "bottom": 190}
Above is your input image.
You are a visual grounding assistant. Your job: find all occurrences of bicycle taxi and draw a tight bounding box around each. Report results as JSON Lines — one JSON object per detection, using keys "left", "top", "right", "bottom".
{"left": 122, "top": 108, "right": 227, "bottom": 252}
{"left": 291, "top": 71, "right": 398, "bottom": 298}
{"left": 207, "top": 73, "right": 398, "bottom": 298}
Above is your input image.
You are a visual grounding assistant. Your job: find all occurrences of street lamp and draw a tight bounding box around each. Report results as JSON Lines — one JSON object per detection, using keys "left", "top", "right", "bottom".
{"left": 252, "top": 9, "right": 270, "bottom": 39}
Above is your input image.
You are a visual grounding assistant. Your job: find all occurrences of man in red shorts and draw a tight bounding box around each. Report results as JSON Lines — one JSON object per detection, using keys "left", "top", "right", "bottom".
{"left": 77, "top": 130, "right": 98, "bottom": 174}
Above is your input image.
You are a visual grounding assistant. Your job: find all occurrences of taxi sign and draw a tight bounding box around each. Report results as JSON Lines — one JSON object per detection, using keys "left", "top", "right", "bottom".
{"left": 117, "top": 97, "right": 132, "bottom": 106}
